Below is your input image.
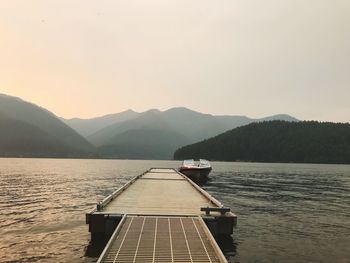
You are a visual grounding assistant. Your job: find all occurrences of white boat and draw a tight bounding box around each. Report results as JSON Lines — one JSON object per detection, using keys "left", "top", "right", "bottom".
{"left": 179, "top": 159, "right": 212, "bottom": 178}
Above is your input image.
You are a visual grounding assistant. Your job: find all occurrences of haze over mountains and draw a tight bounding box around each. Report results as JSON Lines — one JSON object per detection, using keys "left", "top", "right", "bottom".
{"left": 62, "top": 107, "right": 298, "bottom": 159}
{"left": 61, "top": 110, "right": 139, "bottom": 137}
{"left": 0, "top": 93, "right": 298, "bottom": 159}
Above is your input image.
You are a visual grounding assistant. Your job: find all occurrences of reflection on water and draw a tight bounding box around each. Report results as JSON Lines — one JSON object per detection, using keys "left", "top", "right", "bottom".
{"left": 216, "top": 235, "right": 238, "bottom": 262}
{"left": 85, "top": 237, "right": 108, "bottom": 258}
{"left": 0, "top": 159, "right": 350, "bottom": 262}
{"left": 186, "top": 174, "right": 210, "bottom": 186}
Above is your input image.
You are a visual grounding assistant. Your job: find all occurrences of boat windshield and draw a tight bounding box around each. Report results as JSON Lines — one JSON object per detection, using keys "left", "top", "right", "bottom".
{"left": 183, "top": 159, "right": 195, "bottom": 166}
{"left": 199, "top": 159, "right": 210, "bottom": 167}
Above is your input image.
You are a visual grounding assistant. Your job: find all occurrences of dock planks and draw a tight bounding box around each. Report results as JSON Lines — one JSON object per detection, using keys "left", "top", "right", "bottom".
{"left": 102, "top": 169, "right": 217, "bottom": 216}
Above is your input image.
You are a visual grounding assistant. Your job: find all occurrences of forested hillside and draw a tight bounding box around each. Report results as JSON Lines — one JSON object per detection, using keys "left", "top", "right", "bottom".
{"left": 174, "top": 121, "right": 350, "bottom": 164}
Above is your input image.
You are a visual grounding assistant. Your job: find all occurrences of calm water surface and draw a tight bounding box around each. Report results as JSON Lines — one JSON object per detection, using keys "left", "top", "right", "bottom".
{"left": 0, "top": 158, "right": 349, "bottom": 263}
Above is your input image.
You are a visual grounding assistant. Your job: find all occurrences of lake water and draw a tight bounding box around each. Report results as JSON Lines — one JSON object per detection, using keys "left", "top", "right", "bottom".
{"left": 0, "top": 158, "right": 349, "bottom": 263}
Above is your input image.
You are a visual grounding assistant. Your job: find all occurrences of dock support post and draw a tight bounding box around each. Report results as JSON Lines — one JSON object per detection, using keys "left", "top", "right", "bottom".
{"left": 202, "top": 215, "right": 236, "bottom": 236}
{"left": 88, "top": 214, "right": 123, "bottom": 242}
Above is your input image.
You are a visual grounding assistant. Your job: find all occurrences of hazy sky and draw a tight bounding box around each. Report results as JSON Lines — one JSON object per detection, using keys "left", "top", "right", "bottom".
{"left": 1, "top": 0, "right": 349, "bottom": 121}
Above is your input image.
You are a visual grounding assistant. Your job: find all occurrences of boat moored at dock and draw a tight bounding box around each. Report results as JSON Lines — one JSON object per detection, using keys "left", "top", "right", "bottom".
{"left": 179, "top": 159, "right": 212, "bottom": 178}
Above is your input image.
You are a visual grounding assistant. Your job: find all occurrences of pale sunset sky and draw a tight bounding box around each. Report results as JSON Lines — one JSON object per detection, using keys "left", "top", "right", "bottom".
{"left": 1, "top": 0, "right": 349, "bottom": 121}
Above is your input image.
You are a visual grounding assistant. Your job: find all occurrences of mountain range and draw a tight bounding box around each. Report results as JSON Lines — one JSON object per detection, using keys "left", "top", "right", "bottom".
{"left": 0, "top": 93, "right": 298, "bottom": 159}
{"left": 63, "top": 107, "right": 298, "bottom": 159}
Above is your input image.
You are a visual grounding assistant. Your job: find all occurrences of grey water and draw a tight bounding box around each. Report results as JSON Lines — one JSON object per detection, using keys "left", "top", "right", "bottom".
{"left": 0, "top": 158, "right": 349, "bottom": 263}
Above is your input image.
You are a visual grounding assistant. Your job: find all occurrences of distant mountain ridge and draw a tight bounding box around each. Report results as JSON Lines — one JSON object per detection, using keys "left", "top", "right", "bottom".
{"left": 0, "top": 93, "right": 299, "bottom": 159}
{"left": 63, "top": 106, "right": 298, "bottom": 159}
{"left": 62, "top": 109, "right": 139, "bottom": 137}
{"left": 62, "top": 107, "right": 297, "bottom": 144}
{"left": 0, "top": 94, "right": 93, "bottom": 157}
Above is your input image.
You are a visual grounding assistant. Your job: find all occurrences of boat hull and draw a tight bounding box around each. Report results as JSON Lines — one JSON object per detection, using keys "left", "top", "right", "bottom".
{"left": 179, "top": 167, "right": 212, "bottom": 178}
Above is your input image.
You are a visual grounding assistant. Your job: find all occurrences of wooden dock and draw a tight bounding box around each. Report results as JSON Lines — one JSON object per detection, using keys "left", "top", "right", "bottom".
{"left": 86, "top": 168, "right": 237, "bottom": 263}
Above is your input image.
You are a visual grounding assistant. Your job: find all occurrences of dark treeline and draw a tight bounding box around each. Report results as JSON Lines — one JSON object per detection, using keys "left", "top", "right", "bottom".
{"left": 174, "top": 121, "right": 350, "bottom": 164}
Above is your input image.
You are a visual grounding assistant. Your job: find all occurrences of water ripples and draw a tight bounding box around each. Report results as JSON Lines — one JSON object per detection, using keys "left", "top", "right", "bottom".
{"left": 0, "top": 159, "right": 350, "bottom": 262}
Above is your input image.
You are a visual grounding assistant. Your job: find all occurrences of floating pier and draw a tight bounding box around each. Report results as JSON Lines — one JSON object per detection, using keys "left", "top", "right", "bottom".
{"left": 86, "top": 168, "right": 237, "bottom": 263}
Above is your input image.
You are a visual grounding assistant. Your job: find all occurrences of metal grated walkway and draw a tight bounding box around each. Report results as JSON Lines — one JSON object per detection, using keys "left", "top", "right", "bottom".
{"left": 98, "top": 215, "right": 227, "bottom": 263}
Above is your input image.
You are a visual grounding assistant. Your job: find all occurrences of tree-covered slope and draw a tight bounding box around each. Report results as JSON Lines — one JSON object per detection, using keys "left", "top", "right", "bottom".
{"left": 174, "top": 121, "right": 350, "bottom": 164}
